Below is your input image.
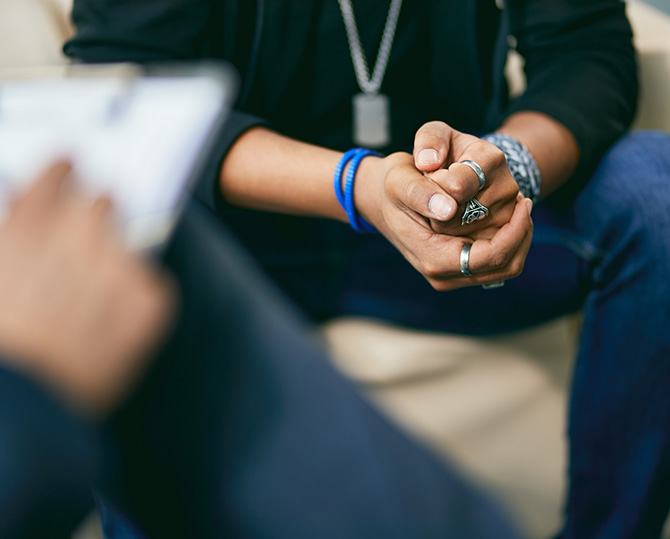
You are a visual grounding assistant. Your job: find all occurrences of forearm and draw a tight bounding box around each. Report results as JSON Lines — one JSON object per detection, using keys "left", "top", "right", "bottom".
{"left": 219, "top": 127, "right": 382, "bottom": 223}
{"left": 496, "top": 111, "right": 580, "bottom": 199}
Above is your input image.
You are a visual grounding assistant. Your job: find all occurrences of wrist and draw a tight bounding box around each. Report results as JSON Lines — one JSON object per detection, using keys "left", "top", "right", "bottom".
{"left": 333, "top": 148, "right": 381, "bottom": 232}
{"left": 481, "top": 132, "right": 542, "bottom": 204}
{"left": 352, "top": 155, "right": 384, "bottom": 228}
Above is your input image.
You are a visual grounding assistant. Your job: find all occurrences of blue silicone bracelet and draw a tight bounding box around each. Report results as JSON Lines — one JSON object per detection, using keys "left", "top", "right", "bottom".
{"left": 333, "top": 148, "right": 361, "bottom": 209}
{"left": 343, "top": 149, "right": 380, "bottom": 233}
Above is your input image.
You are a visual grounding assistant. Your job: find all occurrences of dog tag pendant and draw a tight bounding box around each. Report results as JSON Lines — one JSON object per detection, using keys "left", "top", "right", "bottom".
{"left": 353, "top": 92, "right": 390, "bottom": 148}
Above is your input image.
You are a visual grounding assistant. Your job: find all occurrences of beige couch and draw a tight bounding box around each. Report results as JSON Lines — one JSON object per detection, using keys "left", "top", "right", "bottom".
{"left": 1, "top": 1, "right": 669, "bottom": 537}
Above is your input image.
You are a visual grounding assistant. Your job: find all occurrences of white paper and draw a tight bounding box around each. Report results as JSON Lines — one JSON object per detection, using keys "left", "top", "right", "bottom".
{"left": 0, "top": 72, "right": 230, "bottom": 249}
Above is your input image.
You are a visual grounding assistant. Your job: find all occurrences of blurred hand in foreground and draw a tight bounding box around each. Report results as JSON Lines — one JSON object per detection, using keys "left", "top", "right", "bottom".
{"left": 0, "top": 162, "right": 175, "bottom": 415}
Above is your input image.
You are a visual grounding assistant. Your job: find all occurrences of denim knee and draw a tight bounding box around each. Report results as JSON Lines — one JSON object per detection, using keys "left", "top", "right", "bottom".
{"left": 574, "top": 131, "right": 670, "bottom": 259}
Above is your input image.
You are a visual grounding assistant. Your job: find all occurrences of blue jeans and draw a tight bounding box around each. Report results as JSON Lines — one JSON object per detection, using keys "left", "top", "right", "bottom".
{"left": 102, "top": 131, "right": 670, "bottom": 538}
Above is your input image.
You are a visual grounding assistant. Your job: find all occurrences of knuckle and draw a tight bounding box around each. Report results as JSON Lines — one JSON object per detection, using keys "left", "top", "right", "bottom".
{"left": 500, "top": 182, "right": 520, "bottom": 202}
{"left": 427, "top": 277, "right": 449, "bottom": 292}
{"left": 383, "top": 164, "right": 403, "bottom": 195}
{"left": 421, "top": 260, "right": 444, "bottom": 280}
{"left": 416, "top": 122, "right": 448, "bottom": 150}
{"left": 401, "top": 179, "right": 425, "bottom": 206}
{"left": 387, "top": 151, "right": 408, "bottom": 162}
{"left": 491, "top": 145, "right": 506, "bottom": 165}
{"left": 490, "top": 249, "right": 511, "bottom": 270}
{"left": 421, "top": 120, "right": 446, "bottom": 132}
{"left": 449, "top": 182, "right": 469, "bottom": 201}
{"left": 482, "top": 144, "right": 506, "bottom": 168}
{"left": 507, "top": 259, "right": 525, "bottom": 277}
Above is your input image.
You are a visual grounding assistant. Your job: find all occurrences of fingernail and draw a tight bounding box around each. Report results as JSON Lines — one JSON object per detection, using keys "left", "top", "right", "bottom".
{"left": 526, "top": 199, "right": 533, "bottom": 216}
{"left": 417, "top": 149, "right": 439, "bottom": 166}
{"left": 429, "top": 193, "right": 455, "bottom": 220}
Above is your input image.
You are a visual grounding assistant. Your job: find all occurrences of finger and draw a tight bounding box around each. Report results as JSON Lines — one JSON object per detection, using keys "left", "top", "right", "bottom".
{"left": 15, "top": 161, "right": 72, "bottom": 206}
{"left": 82, "top": 195, "right": 117, "bottom": 248}
{"left": 61, "top": 193, "right": 119, "bottom": 257}
{"left": 423, "top": 166, "right": 483, "bottom": 206}
{"left": 440, "top": 223, "right": 532, "bottom": 291}
{"left": 455, "top": 139, "right": 508, "bottom": 192}
{"left": 89, "top": 195, "right": 115, "bottom": 226}
{"left": 469, "top": 198, "right": 533, "bottom": 275}
{"left": 431, "top": 144, "right": 509, "bottom": 198}
{"left": 32, "top": 160, "right": 72, "bottom": 193}
{"left": 387, "top": 156, "right": 460, "bottom": 221}
{"left": 413, "top": 121, "right": 453, "bottom": 172}
{"left": 9, "top": 161, "right": 73, "bottom": 226}
{"left": 427, "top": 190, "right": 523, "bottom": 236}
{"left": 411, "top": 198, "right": 532, "bottom": 292}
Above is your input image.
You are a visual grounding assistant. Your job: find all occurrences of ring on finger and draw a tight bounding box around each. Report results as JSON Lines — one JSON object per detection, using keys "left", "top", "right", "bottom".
{"left": 460, "top": 243, "right": 473, "bottom": 276}
{"left": 461, "top": 160, "right": 486, "bottom": 190}
{"left": 461, "top": 197, "right": 489, "bottom": 225}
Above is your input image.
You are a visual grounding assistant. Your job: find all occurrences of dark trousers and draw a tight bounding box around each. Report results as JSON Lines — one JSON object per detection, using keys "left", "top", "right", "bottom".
{"left": 98, "top": 200, "right": 517, "bottom": 538}
{"left": 0, "top": 199, "right": 518, "bottom": 538}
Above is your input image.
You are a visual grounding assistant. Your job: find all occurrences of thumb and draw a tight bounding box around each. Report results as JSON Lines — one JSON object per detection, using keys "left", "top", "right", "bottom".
{"left": 396, "top": 172, "right": 458, "bottom": 221}
{"left": 413, "top": 121, "right": 453, "bottom": 173}
{"left": 427, "top": 192, "right": 458, "bottom": 221}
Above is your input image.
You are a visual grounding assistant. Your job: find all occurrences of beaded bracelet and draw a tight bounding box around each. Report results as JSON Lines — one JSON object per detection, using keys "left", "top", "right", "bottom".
{"left": 481, "top": 132, "right": 542, "bottom": 205}
{"left": 334, "top": 148, "right": 380, "bottom": 233}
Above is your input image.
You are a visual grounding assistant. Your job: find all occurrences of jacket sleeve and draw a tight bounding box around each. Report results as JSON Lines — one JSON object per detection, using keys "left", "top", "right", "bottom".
{"left": 503, "top": 0, "right": 638, "bottom": 192}
{"left": 63, "top": 0, "right": 269, "bottom": 213}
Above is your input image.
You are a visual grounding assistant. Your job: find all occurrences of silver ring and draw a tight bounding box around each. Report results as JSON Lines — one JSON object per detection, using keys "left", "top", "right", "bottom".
{"left": 460, "top": 243, "right": 473, "bottom": 276}
{"left": 461, "top": 197, "right": 489, "bottom": 225}
{"left": 461, "top": 160, "right": 486, "bottom": 190}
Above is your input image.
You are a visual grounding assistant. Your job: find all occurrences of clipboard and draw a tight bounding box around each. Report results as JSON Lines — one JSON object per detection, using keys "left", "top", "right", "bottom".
{"left": 0, "top": 63, "right": 237, "bottom": 250}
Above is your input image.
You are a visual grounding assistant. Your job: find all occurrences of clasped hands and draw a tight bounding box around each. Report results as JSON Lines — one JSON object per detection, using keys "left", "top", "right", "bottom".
{"left": 355, "top": 121, "right": 534, "bottom": 291}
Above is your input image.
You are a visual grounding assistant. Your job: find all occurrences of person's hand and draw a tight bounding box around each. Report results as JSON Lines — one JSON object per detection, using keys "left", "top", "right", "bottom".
{"left": 0, "top": 162, "right": 175, "bottom": 415}
{"left": 355, "top": 152, "right": 533, "bottom": 291}
{"left": 413, "top": 121, "right": 520, "bottom": 240}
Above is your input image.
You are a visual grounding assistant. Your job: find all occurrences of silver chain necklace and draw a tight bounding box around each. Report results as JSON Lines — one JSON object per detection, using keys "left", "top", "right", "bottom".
{"left": 338, "top": 0, "right": 403, "bottom": 148}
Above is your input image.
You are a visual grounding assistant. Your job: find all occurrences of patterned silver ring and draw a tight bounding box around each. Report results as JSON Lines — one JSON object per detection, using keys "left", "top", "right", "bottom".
{"left": 460, "top": 243, "right": 473, "bottom": 276}
{"left": 461, "top": 160, "right": 486, "bottom": 190}
{"left": 461, "top": 197, "right": 489, "bottom": 225}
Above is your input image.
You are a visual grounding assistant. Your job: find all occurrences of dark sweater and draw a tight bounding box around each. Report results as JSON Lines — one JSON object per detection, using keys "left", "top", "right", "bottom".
{"left": 64, "top": 0, "right": 638, "bottom": 208}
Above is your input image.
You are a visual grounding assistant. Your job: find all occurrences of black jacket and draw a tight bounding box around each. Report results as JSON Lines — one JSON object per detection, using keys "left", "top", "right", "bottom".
{"left": 64, "top": 0, "right": 638, "bottom": 207}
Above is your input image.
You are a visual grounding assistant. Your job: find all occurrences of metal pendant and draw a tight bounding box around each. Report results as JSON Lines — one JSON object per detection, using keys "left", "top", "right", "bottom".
{"left": 352, "top": 92, "right": 390, "bottom": 148}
